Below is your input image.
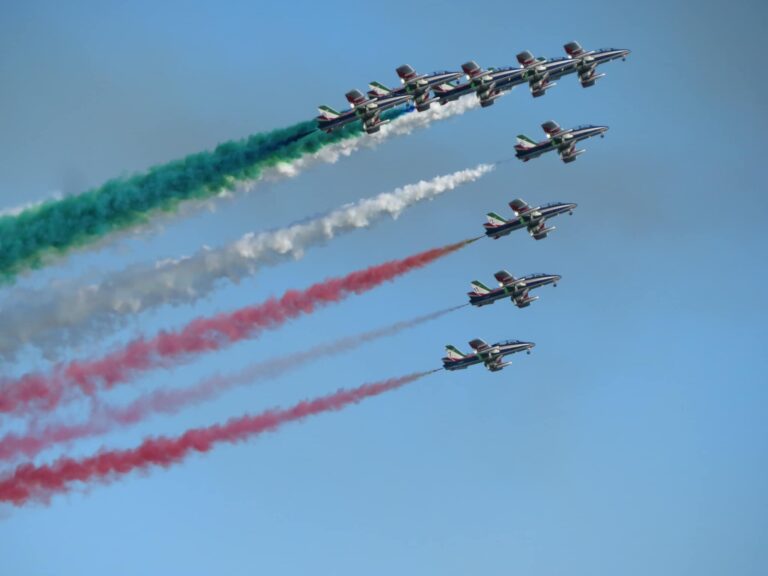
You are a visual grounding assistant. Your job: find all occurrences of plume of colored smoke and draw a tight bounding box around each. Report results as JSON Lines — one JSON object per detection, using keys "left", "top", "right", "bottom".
{"left": 0, "top": 371, "right": 432, "bottom": 506}
{"left": 0, "top": 109, "right": 392, "bottom": 284}
{"left": 0, "top": 162, "right": 492, "bottom": 362}
{"left": 0, "top": 307, "right": 461, "bottom": 462}
{"left": 0, "top": 95, "right": 481, "bottom": 285}
{"left": 0, "top": 240, "right": 474, "bottom": 415}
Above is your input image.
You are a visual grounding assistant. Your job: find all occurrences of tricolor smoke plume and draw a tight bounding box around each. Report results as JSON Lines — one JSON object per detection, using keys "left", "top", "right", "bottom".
{"left": 0, "top": 371, "right": 432, "bottom": 506}
{"left": 0, "top": 161, "right": 491, "bottom": 362}
{"left": 0, "top": 240, "right": 474, "bottom": 415}
{"left": 0, "top": 307, "right": 461, "bottom": 462}
{"left": 0, "top": 96, "right": 479, "bottom": 284}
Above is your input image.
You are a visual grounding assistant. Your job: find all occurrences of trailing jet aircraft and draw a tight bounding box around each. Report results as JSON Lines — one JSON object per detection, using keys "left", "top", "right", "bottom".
{"left": 469, "top": 271, "right": 561, "bottom": 308}
{"left": 513, "top": 50, "right": 574, "bottom": 97}
{"left": 316, "top": 89, "right": 410, "bottom": 134}
{"left": 484, "top": 198, "right": 577, "bottom": 240}
{"left": 515, "top": 120, "right": 608, "bottom": 163}
{"left": 367, "top": 65, "right": 463, "bottom": 112}
{"left": 442, "top": 338, "right": 534, "bottom": 372}
{"left": 563, "top": 41, "right": 630, "bottom": 87}
{"left": 432, "top": 60, "right": 522, "bottom": 107}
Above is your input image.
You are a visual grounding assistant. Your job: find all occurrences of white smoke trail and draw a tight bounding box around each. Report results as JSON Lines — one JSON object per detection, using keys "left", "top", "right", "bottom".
{"left": 230, "top": 95, "right": 481, "bottom": 190}
{"left": 0, "top": 161, "right": 493, "bottom": 361}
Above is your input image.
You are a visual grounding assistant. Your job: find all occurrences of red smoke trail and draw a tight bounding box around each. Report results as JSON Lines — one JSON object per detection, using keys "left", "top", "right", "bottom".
{"left": 0, "top": 240, "right": 473, "bottom": 416}
{"left": 0, "top": 371, "right": 433, "bottom": 506}
{"left": 0, "top": 306, "right": 463, "bottom": 462}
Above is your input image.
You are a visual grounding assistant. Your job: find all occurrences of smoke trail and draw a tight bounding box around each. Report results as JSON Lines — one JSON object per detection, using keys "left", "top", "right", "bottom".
{"left": 0, "top": 240, "right": 475, "bottom": 415}
{"left": 268, "top": 95, "right": 480, "bottom": 179}
{"left": 0, "top": 370, "right": 432, "bottom": 506}
{"left": 0, "top": 161, "right": 492, "bottom": 362}
{"left": 0, "top": 307, "right": 461, "bottom": 462}
{"left": 0, "top": 96, "right": 479, "bottom": 284}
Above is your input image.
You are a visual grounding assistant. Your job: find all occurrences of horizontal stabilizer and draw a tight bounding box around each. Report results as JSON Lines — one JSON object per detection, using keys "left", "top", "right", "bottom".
{"left": 317, "top": 105, "right": 341, "bottom": 119}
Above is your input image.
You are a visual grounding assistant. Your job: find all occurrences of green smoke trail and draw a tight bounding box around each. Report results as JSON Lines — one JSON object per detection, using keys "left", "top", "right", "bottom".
{"left": 0, "top": 109, "right": 405, "bottom": 284}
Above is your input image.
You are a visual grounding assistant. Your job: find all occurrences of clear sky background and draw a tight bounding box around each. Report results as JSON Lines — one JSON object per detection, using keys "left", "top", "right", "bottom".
{"left": 1, "top": 1, "right": 766, "bottom": 574}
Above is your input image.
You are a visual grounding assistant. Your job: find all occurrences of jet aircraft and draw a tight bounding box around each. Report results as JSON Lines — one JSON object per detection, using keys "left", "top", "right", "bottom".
{"left": 515, "top": 120, "right": 608, "bottom": 163}
{"left": 469, "top": 271, "right": 561, "bottom": 308}
{"left": 563, "top": 41, "right": 630, "bottom": 87}
{"left": 443, "top": 338, "right": 534, "bottom": 372}
{"left": 513, "top": 50, "right": 574, "bottom": 97}
{"left": 484, "top": 198, "right": 577, "bottom": 240}
{"left": 432, "top": 60, "right": 522, "bottom": 107}
{"left": 316, "top": 89, "right": 410, "bottom": 134}
{"left": 367, "top": 65, "right": 463, "bottom": 112}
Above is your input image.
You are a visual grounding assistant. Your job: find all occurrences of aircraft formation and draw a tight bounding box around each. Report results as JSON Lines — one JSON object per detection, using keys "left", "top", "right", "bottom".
{"left": 316, "top": 41, "right": 630, "bottom": 373}
{"left": 0, "top": 40, "right": 634, "bottom": 509}
{"left": 316, "top": 41, "right": 629, "bottom": 135}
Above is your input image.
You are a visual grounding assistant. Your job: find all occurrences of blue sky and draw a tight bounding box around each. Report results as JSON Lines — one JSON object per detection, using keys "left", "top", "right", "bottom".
{"left": 1, "top": 0, "right": 767, "bottom": 574}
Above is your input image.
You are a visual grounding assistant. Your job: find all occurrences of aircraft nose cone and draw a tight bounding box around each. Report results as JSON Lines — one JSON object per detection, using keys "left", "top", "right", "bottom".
{"left": 552, "top": 275, "right": 562, "bottom": 282}
{"left": 620, "top": 49, "right": 631, "bottom": 58}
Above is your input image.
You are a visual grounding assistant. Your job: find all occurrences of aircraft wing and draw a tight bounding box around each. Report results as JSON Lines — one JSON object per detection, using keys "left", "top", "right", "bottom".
{"left": 494, "top": 270, "right": 516, "bottom": 285}
{"left": 509, "top": 199, "right": 533, "bottom": 216}
{"left": 468, "top": 338, "right": 492, "bottom": 353}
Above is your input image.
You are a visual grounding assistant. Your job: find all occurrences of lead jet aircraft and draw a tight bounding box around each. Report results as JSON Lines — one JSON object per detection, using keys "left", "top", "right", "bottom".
{"left": 484, "top": 198, "right": 577, "bottom": 240}
{"left": 316, "top": 89, "right": 410, "bottom": 134}
{"left": 469, "top": 271, "right": 561, "bottom": 308}
{"left": 515, "top": 120, "right": 608, "bottom": 163}
{"left": 432, "top": 60, "right": 522, "bottom": 107}
{"left": 367, "top": 65, "right": 463, "bottom": 112}
{"left": 563, "top": 41, "right": 630, "bottom": 87}
{"left": 443, "top": 338, "right": 534, "bottom": 372}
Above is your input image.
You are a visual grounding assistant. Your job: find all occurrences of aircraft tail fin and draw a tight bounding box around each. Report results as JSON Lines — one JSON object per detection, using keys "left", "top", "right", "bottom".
{"left": 486, "top": 212, "right": 508, "bottom": 227}
{"left": 367, "top": 81, "right": 391, "bottom": 97}
{"left": 515, "top": 134, "right": 537, "bottom": 150}
{"left": 317, "top": 105, "right": 341, "bottom": 119}
{"left": 470, "top": 280, "right": 492, "bottom": 295}
{"left": 444, "top": 344, "right": 466, "bottom": 360}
